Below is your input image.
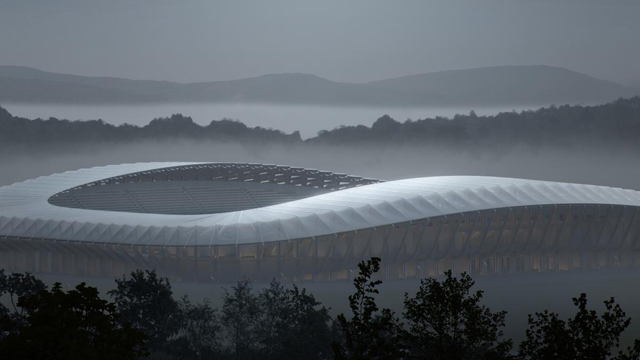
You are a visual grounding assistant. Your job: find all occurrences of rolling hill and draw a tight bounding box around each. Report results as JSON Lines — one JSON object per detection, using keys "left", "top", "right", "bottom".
{"left": 367, "top": 65, "right": 637, "bottom": 106}
{"left": 0, "top": 65, "right": 636, "bottom": 106}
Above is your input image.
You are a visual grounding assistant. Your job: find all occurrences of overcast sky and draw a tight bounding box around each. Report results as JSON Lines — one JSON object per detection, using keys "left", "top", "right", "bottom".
{"left": 1, "top": 0, "right": 639, "bottom": 85}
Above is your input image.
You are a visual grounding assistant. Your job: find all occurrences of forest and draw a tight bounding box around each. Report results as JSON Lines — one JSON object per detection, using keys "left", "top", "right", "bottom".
{"left": 311, "top": 97, "right": 640, "bottom": 149}
{"left": 2, "top": 97, "right": 640, "bottom": 151}
{"left": 1, "top": 258, "right": 640, "bottom": 360}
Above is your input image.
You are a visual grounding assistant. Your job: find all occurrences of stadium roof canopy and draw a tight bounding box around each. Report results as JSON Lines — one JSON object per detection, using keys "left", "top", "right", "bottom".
{"left": 1, "top": 162, "right": 640, "bottom": 247}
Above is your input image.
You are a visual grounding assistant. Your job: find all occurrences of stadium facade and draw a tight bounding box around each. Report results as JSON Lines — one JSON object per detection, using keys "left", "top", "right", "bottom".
{"left": 1, "top": 162, "right": 640, "bottom": 282}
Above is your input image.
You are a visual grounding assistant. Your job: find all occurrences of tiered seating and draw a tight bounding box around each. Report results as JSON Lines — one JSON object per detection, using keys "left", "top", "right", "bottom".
{"left": 128, "top": 188, "right": 202, "bottom": 215}
{"left": 62, "top": 190, "right": 141, "bottom": 213}
{"left": 186, "top": 188, "right": 256, "bottom": 213}
{"left": 48, "top": 194, "right": 79, "bottom": 208}
{"left": 49, "top": 183, "right": 313, "bottom": 215}
{"left": 246, "top": 189, "right": 305, "bottom": 207}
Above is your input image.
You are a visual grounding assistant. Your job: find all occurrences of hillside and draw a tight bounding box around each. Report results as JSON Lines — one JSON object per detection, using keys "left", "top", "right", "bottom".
{"left": 164, "top": 73, "right": 417, "bottom": 105}
{"left": 0, "top": 66, "right": 177, "bottom": 97}
{"left": 0, "top": 76, "right": 160, "bottom": 104}
{"left": 0, "top": 65, "right": 636, "bottom": 106}
{"left": 367, "top": 65, "right": 638, "bottom": 106}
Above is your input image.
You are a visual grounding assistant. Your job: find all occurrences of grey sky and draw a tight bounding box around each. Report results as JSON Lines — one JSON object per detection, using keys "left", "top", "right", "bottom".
{"left": 1, "top": 0, "right": 639, "bottom": 85}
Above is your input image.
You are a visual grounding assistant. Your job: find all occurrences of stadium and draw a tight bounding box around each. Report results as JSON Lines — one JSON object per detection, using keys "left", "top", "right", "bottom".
{"left": 1, "top": 162, "right": 639, "bottom": 282}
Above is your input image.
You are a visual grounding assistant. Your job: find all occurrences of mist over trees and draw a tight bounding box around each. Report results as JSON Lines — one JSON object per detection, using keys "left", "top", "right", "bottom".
{"left": 2, "top": 97, "right": 640, "bottom": 152}
{"left": 333, "top": 257, "right": 405, "bottom": 360}
{"left": 0, "top": 108, "right": 301, "bottom": 146}
{"left": 311, "top": 97, "right": 640, "bottom": 150}
{"left": 3, "top": 264, "right": 640, "bottom": 359}
{"left": 0, "top": 270, "right": 146, "bottom": 360}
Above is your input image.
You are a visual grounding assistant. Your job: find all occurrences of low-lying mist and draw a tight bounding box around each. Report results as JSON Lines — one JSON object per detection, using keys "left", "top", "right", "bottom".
{"left": 2, "top": 140, "right": 640, "bottom": 190}
{"left": 4, "top": 131, "right": 640, "bottom": 351}
{"left": 31, "top": 266, "right": 640, "bottom": 349}
{"left": 3, "top": 98, "right": 640, "bottom": 349}
{"left": 2, "top": 102, "right": 539, "bottom": 140}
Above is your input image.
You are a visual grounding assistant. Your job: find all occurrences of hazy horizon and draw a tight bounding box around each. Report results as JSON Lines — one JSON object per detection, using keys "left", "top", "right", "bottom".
{"left": 0, "top": 63, "right": 634, "bottom": 88}
{"left": 3, "top": 139, "right": 640, "bottom": 190}
{"left": 4, "top": 2, "right": 640, "bottom": 358}
{"left": 1, "top": 0, "right": 639, "bottom": 86}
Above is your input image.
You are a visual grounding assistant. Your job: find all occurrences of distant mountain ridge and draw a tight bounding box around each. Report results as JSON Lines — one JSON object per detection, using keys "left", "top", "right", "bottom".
{"left": 367, "top": 65, "right": 637, "bottom": 106}
{"left": 0, "top": 65, "right": 637, "bottom": 106}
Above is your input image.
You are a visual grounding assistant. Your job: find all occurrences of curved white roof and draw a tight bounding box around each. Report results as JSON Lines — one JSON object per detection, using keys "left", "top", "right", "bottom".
{"left": 2, "top": 162, "right": 640, "bottom": 246}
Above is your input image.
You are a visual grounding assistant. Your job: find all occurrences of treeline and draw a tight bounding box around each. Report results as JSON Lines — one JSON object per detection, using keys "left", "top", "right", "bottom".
{"left": 311, "top": 97, "right": 640, "bottom": 148}
{"left": 2, "top": 97, "right": 640, "bottom": 149}
{"left": 2, "top": 260, "right": 640, "bottom": 360}
{"left": 0, "top": 108, "right": 301, "bottom": 145}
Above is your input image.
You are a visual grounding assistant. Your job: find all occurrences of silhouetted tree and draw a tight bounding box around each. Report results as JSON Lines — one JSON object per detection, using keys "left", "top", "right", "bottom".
{"left": 333, "top": 257, "right": 405, "bottom": 360}
{"left": 0, "top": 282, "right": 147, "bottom": 360}
{"left": 0, "top": 270, "right": 46, "bottom": 338}
{"left": 4, "top": 97, "right": 640, "bottom": 150}
{"left": 256, "top": 279, "right": 335, "bottom": 360}
{"left": 221, "top": 278, "right": 261, "bottom": 360}
{"left": 371, "top": 115, "right": 402, "bottom": 135}
{"left": 175, "top": 296, "right": 222, "bottom": 360}
{"left": 402, "top": 270, "right": 512, "bottom": 360}
{"left": 519, "top": 293, "right": 633, "bottom": 360}
{"left": 0, "top": 105, "right": 301, "bottom": 146}
{"left": 0, "top": 105, "right": 11, "bottom": 121}
{"left": 615, "top": 339, "right": 640, "bottom": 360}
{"left": 108, "top": 270, "right": 182, "bottom": 357}
{"left": 308, "top": 97, "right": 640, "bottom": 150}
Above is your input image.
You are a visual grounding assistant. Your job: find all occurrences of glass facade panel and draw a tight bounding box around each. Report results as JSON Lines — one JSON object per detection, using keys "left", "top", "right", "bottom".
{"left": 239, "top": 244, "right": 257, "bottom": 258}
{"left": 317, "top": 236, "right": 333, "bottom": 259}
{"left": 3, "top": 202, "right": 640, "bottom": 282}
{"left": 467, "top": 211, "right": 491, "bottom": 254}
{"left": 527, "top": 207, "right": 545, "bottom": 251}
{"left": 400, "top": 224, "right": 423, "bottom": 261}
{"left": 435, "top": 216, "right": 456, "bottom": 258}
{"left": 368, "top": 229, "right": 386, "bottom": 257}
{"left": 511, "top": 207, "right": 529, "bottom": 252}
{"left": 627, "top": 210, "right": 640, "bottom": 249}
{"left": 281, "top": 241, "right": 295, "bottom": 259}
{"left": 416, "top": 219, "right": 437, "bottom": 259}
{"left": 574, "top": 206, "right": 595, "bottom": 249}
{"left": 352, "top": 229, "right": 373, "bottom": 258}
{"left": 404, "top": 260, "right": 419, "bottom": 278}
{"left": 333, "top": 233, "right": 351, "bottom": 259}
{"left": 387, "top": 226, "right": 406, "bottom": 257}
{"left": 262, "top": 243, "right": 278, "bottom": 259}
{"left": 217, "top": 245, "right": 236, "bottom": 259}
{"left": 540, "top": 205, "right": 559, "bottom": 250}
{"left": 297, "top": 238, "right": 314, "bottom": 259}
{"left": 452, "top": 213, "right": 471, "bottom": 256}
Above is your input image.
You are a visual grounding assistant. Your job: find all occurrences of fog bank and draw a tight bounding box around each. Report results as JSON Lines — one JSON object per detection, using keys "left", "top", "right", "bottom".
{"left": 2, "top": 141, "right": 639, "bottom": 190}
{"left": 1, "top": 103, "right": 541, "bottom": 139}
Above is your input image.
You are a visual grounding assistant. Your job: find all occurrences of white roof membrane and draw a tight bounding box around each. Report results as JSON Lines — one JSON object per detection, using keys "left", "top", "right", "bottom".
{"left": 1, "top": 162, "right": 640, "bottom": 246}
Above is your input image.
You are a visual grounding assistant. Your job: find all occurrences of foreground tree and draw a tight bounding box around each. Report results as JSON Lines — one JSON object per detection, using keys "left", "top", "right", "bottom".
{"left": 175, "top": 296, "right": 222, "bottom": 360}
{"left": 519, "top": 293, "right": 636, "bottom": 360}
{"left": 0, "top": 270, "right": 46, "bottom": 338}
{"left": 0, "top": 282, "right": 147, "bottom": 360}
{"left": 403, "top": 270, "right": 512, "bottom": 360}
{"left": 108, "top": 270, "right": 182, "bottom": 357}
{"left": 616, "top": 340, "right": 640, "bottom": 360}
{"left": 257, "top": 279, "right": 335, "bottom": 360}
{"left": 333, "top": 257, "right": 405, "bottom": 360}
{"left": 222, "top": 278, "right": 261, "bottom": 360}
